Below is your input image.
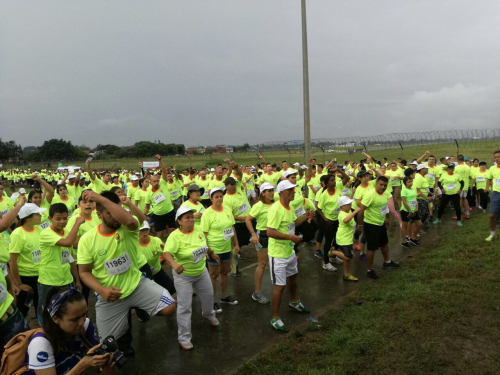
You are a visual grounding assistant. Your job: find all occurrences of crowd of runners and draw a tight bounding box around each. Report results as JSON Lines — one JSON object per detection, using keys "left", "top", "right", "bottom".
{"left": 0, "top": 149, "right": 499, "bottom": 374}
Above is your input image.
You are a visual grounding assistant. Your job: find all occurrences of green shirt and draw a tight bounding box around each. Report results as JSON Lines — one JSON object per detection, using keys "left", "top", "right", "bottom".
{"left": 439, "top": 172, "right": 462, "bottom": 195}
{"left": 486, "top": 165, "right": 500, "bottom": 193}
{"left": 401, "top": 186, "right": 417, "bottom": 213}
{"left": 78, "top": 223, "right": 142, "bottom": 299}
{"left": 139, "top": 236, "right": 163, "bottom": 275}
{"left": 249, "top": 201, "right": 273, "bottom": 231}
{"left": 165, "top": 227, "right": 209, "bottom": 277}
{"left": 386, "top": 169, "right": 403, "bottom": 186}
{"left": 336, "top": 210, "right": 355, "bottom": 246}
{"left": 196, "top": 178, "right": 211, "bottom": 201}
{"left": 455, "top": 164, "right": 471, "bottom": 190}
{"left": 51, "top": 195, "right": 76, "bottom": 218}
{"left": 223, "top": 190, "right": 250, "bottom": 223}
{"left": 474, "top": 170, "right": 488, "bottom": 190}
{"left": 66, "top": 214, "right": 101, "bottom": 261}
{"left": 133, "top": 189, "right": 150, "bottom": 212}
{"left": 9, "top": 226, "right": 42, "bottom": 277}
{"left": 413, "top": 173, "right": 429, "bottom": 200}
{"left": 180, "top": 200, "right": 205, "bottom": 227}
{"left": 267, "top": 201, "right": 297, "bottom": 258}
{"left": 147, "top": 179, "right": 174, "bottom": 215}
{"left": 200, "top": 205, "right": 235, "bottom": 254}
{"left": 39, "top": 227, "right": 75, "bottom": 286}
{"left": 361, "top": 189, "right": 390, "bottom": 226}
{"left": 317, "top": 185, "right": 343, "bottom": 221}
{"left": 165, "top": 179, "right": 182, "bottom": 201}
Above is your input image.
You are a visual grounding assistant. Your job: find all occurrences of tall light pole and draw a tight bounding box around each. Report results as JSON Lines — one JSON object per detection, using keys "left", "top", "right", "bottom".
{"left": 301, "top": 0, "right": 311, "bottom": 164}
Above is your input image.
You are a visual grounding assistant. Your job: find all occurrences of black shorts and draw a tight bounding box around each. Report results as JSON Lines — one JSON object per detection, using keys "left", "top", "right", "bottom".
{"left": 401, "top": 210, "right": 420, "bottom": 222}
{"left": 208, "top": 251, "right": 231, "bottom": 265}
{"left": 363, "top": 222, "right": 388, "bottom": 251}
{"left": 338, "top": 245, "right": 353, "bottom": 259}
{"left": 258, "top": 230, "right": 269, "bottom": 248}
{"left": 152, "top": 210, "right": 176, "bottom": 232}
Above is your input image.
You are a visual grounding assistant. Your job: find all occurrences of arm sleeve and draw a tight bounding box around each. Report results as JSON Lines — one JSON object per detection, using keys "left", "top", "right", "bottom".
{"left": 164, "top": 232, "right": 179, "bottom": 255}
{"left": 28, "top": 336, "right": 56, "bottom": 370}
{"left": 8, "top": 230, "right": 21, "bottom": 254}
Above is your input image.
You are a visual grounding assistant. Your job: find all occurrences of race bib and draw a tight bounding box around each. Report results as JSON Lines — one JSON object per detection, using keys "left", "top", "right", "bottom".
{"left": 104, "top": 252, "right": 132, "bottom": 276}
{"left": 391, "top": 179, "right": 398, "bottom": 185}
{"left": 153, "top": 193, "right": 166, "bottom": 204}
{"left": 427, "top": 173, "right": 435, "bottom": 180}
{"left": 380, "top": 205, "right": 389, "bottom": 216}
{"left": 61, "top": 249, "right": 71, "bottom": 264}
{"left": 31, "top": 249, "right": 41, "bottom": 264}
{"left": 476, "top": 176, "right": 485, "bottom": 182}
{"left": 0, "top": 283, "right": 6, "bottom": 303}
{"left": 223, "top": 228, "right": 234, "bottom": 241}
{"left": 0, "top": 263, "right": 7, "bottom": 277}
{"left": 294, "top": 206, "right": 306, "bottom": 217}
{"left": 40, "top": 221, "right": 50, "bottom": 230}
{"left": 315, "top": 186, "right": 321, "bottom": 191}
{"left": 446, "top": 184, "right": 456, "bottom": 191}
{"left": 237, "top": 202, "right": 249, "bottom": 214}
{"left": 341, "top": 188, "right": 350, "bottom": 196}
{"left": 170, "top": 190, "right": 178, "bottom": 197}
{"left": 287, "top": 223, "right": 295, "bottom": 235}
{"left": 203, "top": 190, "right": 209, "bottom": 197}
{"left": 409, "top": 200, "right": 417, "bottom": 209}
{"left": 192, "top": 246, "right": 208, "bottom": 264}
{"left": 334, "top": 207, "right": 340, "bottom": 216}
{"left": 495, "top": 178, "right": 500, "bottom": 187}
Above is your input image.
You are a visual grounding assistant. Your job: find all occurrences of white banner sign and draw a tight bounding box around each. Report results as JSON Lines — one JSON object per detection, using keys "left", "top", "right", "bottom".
{"left": 143, "top": 161, "right": 160, "bottom": 168}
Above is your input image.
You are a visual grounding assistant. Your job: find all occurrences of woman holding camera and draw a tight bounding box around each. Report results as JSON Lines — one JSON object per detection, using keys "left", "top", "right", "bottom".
{"left": 26, "top": 286, "right": 114, "bottom": 374}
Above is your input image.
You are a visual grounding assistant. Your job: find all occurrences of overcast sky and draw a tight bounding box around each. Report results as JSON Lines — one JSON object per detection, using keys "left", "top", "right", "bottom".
{"left": 1, "top": 1, "right": 500, "bottom": 149}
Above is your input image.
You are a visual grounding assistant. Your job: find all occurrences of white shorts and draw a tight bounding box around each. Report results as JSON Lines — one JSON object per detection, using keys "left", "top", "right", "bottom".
{"left": 460, "top": 190, "right": 468, "bottom": 198}
{"left": 247, "top": 189, "right": 257, "bottom": 200}
{"left": 435, "top": 187, "right": 442, "bottom": 196}
{"left": 269, "top": 254, "right": 298, "bottom": 286}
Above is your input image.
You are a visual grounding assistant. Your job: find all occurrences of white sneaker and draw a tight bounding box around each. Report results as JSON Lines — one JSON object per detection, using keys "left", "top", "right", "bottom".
{"left": 202, "top": 314, "right": 220, "bottom": 326}
{"left": 323, "top": 263, "right": 337, "bottom": 272}
{"left": 331, "top": 257, "right": 344, "bottom": 265}
{"left": 179, "top": 341, "right": 194, "bottom": 350}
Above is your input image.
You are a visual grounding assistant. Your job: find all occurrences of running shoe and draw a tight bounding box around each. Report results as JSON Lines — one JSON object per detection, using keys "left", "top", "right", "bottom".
{"left": 457, "top": 220, "right": 463, "bottom": 227}
{"left": 271, "top": 317, "right": 288, "bottom": 332}
{"left": 383, "top": 260, "right": 400, "bottom": 269}
{"left": 331, "top": 256, "right": 344, "bottom": 265}
{"left": 220, "top": 296, "right": 238, "bottom": 305}
{"left": 323, "top": 263, "right": 337, "bottom": 272}
{"left": 485, "top": 234, "right": 497, "bottom": 242}
{"left": 230, "top": 270, "right": 242, "bottom": 277}
{"left": 406, "top": 235, "right": 410, "bottom": 241}
{"left": 314, "top": 250, "right": 324, "bottom": 259}
{"left": 433, "top": 219, "right": 441, "bottom": 224}
{"left": 343, "top": 274, "right": 358, "bottom": 282}
{"left": 213, "top": 302, "right": 222, "bottom": 313}
{"left": 288, "top": 300, "right": 310, "bottom": 313}
{"left": 252, "top": 292, "right": 270, "bottom": 304}
{"left": 354, "top": 243, "right": 361, "bottom": 250}
{"left": 409, "top": 238, "right": 420, "bottom": 246}
{"left": 401, "top": 242, "right": 410, "bottom": 249}
{"left": 359, "top": 253, "right": 367, "bottom": 261}
{"left": 201, "top": 314, "right": 220, "bottom": 326}
{"left": 464, "top": 215, "right": 470, "bottom": 219}
{"left": 179, "top": 341, "right": 194, "bottom": 351}
{"left": 367, "top": 269, "right": 379, "bottom": 279}
{"left": 452, "top": 216, "right": 458, "bottom": 220}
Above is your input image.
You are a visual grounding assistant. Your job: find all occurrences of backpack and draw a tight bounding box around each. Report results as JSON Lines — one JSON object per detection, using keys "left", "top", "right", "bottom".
{"left": 1, "top": 328, "right": 43, "bottom": 375}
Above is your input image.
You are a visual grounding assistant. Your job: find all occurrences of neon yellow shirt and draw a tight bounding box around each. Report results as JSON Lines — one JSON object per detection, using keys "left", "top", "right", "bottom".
{"left": 200, "top": 205, "right": 235, "bottom": 254}
{"left": 336, "top": 210, "right": 355, "bottom": 246}
{"left": 486, "top": 165, "right": 500, "bottom": 193}
{"left": 139, "top": 236, "right": 163, "bottom": 275}
{"left": 361, "top": 189, "right": 390, "bottom": 226}
{"left": 39, "top": 227, "right": 74, "bottom": 286}
{"left": 267, "top": 201, "right": 297, "bottom": 258}
{"left": 249, "top": 201, "right": 273, "bottom": 231}
{"left": 9, "top": 226, "right": 42, "bottom": 276}
{"left": 223, "top": 191, "right": 250, "bottom": 223}
{"left": 165, "top": 227, "right": 209, "bottom": 277}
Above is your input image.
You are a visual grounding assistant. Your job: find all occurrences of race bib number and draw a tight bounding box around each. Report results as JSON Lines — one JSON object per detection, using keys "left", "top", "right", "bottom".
{"left": 223, "top": 228, "right": 234, "bottom": 241}
{"left": 341, "top": 188, "right": 350, "bottom": 196}
{"left": 476, "top": 176, "right": 485, "bottom": 182}
{"left": 104, "top": 253, "right": 132, "bottom": 276}
{"left": 287, "top": 223, "right": 295, "bottom": 235}
{"left": 391, "top": 179, "right": 398, "bottom": 185}
{"left": 170, "top": 190, "right": 178, "bottom": 197}
{"left": 31, "top": 249, "right": 41, "bottom": 264}
{"left": 61, "top": 249, "right": 71, "bottom": 264}
{"left": 237, "top": 202, "right": 249, "bottom": 214}
{"left": 446, "top": 184, "right": 456, "bottom": 191}
{"left": 380, "top": 205, "right": 389, "bottom": 216}
{"left": 294, "top": 206, "right": 306, "bottom": 217}
{"left": 427, "top": 173, "right": 435, "bottom": 180}
{"left": 495, "top": 178, "right": 500, "bottom": 187}
{"left": 409, "top": 200, "right": 417, "bottom": 209}
{"left": 0, "top": 263, "right": 7, "bottom": 277}
{"left": 40, "top": 221, "right": 50, "bottom": 230}
{"left": 153, "top": 193, "right": 166, "bottom": 204}
{"left": 203, "top": 190, "right": 209, "bottom": 197}
{"left": 192, "top": 246, "right": 208, "bottom": 264}
{"left": 0, "top": 283, "right": 6, "bottom": 303}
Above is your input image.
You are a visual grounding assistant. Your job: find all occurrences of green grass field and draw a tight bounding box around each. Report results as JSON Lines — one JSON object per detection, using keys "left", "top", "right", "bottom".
{"left": 236, "top": 214, "right": 500, "bottom": 375}
{"left": 4, "top": 140, "right": 500, "bottom": 171}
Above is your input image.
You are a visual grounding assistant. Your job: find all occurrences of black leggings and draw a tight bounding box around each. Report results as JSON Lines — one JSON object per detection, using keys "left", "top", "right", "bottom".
{"left": 16, "top": 275, "right": 39, "bottom": 319}
{"left": 438, "top": 194, "right": 461, "bottom": 220}
{"left": 323, "top": 220, "right": 339, "bottom": 264}
{"left": 477, "top": 189, "right": 489, "bottom": 210}
{"left": 315, "top": 212, "right": 325, "bottom": 243}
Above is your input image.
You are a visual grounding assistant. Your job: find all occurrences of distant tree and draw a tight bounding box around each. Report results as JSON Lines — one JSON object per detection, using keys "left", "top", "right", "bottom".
{"left": 23, "top": 146, "right": 38, "bottom": 153}
{"left": 0, "top": 139, "right": 22, "bottom": 160}
{"left": 37, "top": 139, "right": 85, "bottom": 161}
{"left": 242, "top": 143, "right": 250, "bottom": 152}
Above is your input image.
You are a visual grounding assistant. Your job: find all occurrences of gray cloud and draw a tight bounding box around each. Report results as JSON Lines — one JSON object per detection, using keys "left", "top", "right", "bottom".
{"left": 1, "top": 1, "right": 499, "bottom": 148}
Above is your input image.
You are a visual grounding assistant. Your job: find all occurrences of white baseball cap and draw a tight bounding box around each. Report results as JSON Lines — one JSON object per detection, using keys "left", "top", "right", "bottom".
{"left": 68, "top": 174, "right": 76, "bottom": 179}
{"left": 175, "top": 206, "right": 196, "bottom": 221}
{"left": 410, "top": 161, "right": 418, "bottom": 166}
{"left": 417, "top": 164, "right": 428, "bottom": 171}
{"left": 338, "top": 196, "right": 354, "bottom": 207}
{"left": 276, "top": 180, "right": 297, "bottom": 193}
{"left": 19, "top": 188, "right": 27, "bottom": 194}
{"left": 210, "top": 168, "right": 215, "bottom": 172}
{"left": 131, "top": 175, "right": 139, "bottom": 181}
{"left": 210, "top": 187, "right": 225, "bottom": 197}
{"left": 140, "top": 221, "right": 150, "bottom": 230}
{"left": 293, "top": 162, "right": 300, "bottom": 166}
{"left": 282, "top": 170, "right": 297, "bottom": 179}
{"left": 18, "top": 203, "right": 46, "bottom": 219}
{"left": 300, "top": 165, "right": 308, "bottom": 170}
{"left": 259, "top": 182, "right": 275, "bottom": 194}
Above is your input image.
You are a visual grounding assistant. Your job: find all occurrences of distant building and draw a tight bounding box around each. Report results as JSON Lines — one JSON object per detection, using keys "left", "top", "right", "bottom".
{"left": 215, "top": 145, "right": 227, "bottom": 153}
{"left": 226, "top": 147, "right": 234, "bottom": 153}
{"left": 186, "top": 147, "right": 198, "bottom": 155}
{"left": 197, "top": 146, "right": 206, "bottom": 155}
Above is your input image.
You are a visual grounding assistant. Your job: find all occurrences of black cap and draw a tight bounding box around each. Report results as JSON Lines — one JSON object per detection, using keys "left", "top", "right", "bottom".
{"left": 224, "top": 177, "right": 237, "bottom": 185}
{"left": 357, "top": 170, "right": 370, "bottom": 178}
{"left": 32, "top": 182, "right": 41, "bottom": 189}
